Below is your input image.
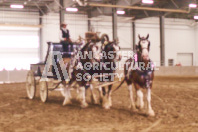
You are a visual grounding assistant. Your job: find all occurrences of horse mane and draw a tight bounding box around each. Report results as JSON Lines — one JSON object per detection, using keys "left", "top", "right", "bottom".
{"left": 80, "top": 42, "right": 90, "bottom": 52}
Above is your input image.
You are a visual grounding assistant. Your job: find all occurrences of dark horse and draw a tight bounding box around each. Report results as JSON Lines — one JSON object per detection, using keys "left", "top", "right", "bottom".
{"left": 115, "top": 34, "right": 155, "bottom": 116}
{"left": 62, "top": 41, "right": 100, "bottom": 108}
{"left": 63, "top": 35, "right": 122, "bottom": 109}
{"left": 98, "top": 36, "right": 122, "bottom": 109}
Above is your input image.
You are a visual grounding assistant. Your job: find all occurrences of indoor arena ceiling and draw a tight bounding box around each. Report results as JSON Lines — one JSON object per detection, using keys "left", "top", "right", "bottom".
{"left": 0, "top": 0, "right": 198, "bottom": 20}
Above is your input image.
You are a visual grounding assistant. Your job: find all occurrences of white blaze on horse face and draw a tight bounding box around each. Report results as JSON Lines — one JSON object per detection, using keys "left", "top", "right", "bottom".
{"left": 140, "top": 40, "right": 149, "bottom": 49}
{"left": 142, "top": 49, "right": 149, "bottom": 60}
{"left": 140, "top": 40, "right": 149, "bottom": 60}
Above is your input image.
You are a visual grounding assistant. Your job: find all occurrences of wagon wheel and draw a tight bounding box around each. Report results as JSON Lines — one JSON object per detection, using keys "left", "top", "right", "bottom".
{"left": 39, "top": 80, "right": 48, "bottom": 103}
{"left": 100, "top": 34, "right": 109, "bottom": 45}
{"left": 26, "top": 70, "right": 36, "bottom": 99}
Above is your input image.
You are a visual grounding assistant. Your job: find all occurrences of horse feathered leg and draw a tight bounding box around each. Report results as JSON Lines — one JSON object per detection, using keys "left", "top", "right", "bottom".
{"left": 136, "top": 89, "right": 144, "bottom": 110}
{"left": 79, "top": 86, "right": 88, "bottom": 108}
{"left": 107, "top": 85, "right": 112, "bottom": 107}
{"left": 90, "top": 84, "right": 98, "bottom": 104}
{"left": 102, "top": 87, "right": 110, "bottom": 109}
{"left": 63, "top": 86, "right": 72, "bottom": 106}
{"left": 98, "top": 87, "right": 103, "bottom": 104}
{"left": 102, "top": 95, "right": 110, "bottom": 109}
{"left": 146, "top": 88, "right": 155, "bottom": 116}
{"left": 128, "top": 85, "right": 137, "bottom": 112}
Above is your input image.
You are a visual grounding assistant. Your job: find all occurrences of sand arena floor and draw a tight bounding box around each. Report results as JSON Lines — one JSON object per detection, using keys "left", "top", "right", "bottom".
{"left": 0, "top": 76, "right": 198, "bottom": 132}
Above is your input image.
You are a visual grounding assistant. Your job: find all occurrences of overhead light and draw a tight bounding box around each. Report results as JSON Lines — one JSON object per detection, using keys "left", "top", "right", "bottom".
{"left": 117, "top": 10, "right": 125, "bottom": 15}
{"left": 189, "top": 4, "right": 197, "bottom": 8}
{"left": 142, "top": 0, "right": 154, "bottom": 4}
{"left": 194, "top": 16, "right": 198, "bottom": 19}
{"left": 66, "top": 8, "right": 78, "bottom": 12}
{"left": 10, "top": 5, "right": 24, "bottom": 9}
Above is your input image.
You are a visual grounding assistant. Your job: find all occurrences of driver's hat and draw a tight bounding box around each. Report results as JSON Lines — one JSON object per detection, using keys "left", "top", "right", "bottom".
{"left": 61, "top": 22, "right": 67, "bottom": 27}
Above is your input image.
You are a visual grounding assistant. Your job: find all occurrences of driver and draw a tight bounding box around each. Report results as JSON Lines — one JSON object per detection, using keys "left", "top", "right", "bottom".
{"left": 59, "top": 22, "right": 73, "bottom": 52}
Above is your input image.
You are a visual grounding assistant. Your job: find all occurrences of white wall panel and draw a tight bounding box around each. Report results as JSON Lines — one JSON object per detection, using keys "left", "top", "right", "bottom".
{"left": 136, "top": 17, "right": 160, "bottom": 66}
{"left": 65, "top": 14, "right": 88, "bottom": 40}
{"left": 91, "top": 16, "right": 132, "bottom": 49}
{"left": 195, "top": 25, "right": 198, "bottom": 66}
{"left": 165, "top": 25, "right": 195, "bottom": 66}
{"left": 117, "top": 22, "right": 132, "bottom": 49}
{"left": 0, "top": 27, "right": 39, "bottom": 70}
{"left": 136, "top": 17, "right": 197, "bottom": 66}
{"left": 0, "top": 11, "right": 40, "bottom": 71}
{"left": 91, "top": 20, "right": 113, "bottom": 41}
{"left": 0, "top": 11, "right": 39, "bottom": 25}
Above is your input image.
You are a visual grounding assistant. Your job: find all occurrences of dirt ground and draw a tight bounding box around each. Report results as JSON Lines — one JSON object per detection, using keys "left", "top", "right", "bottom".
{"left": 0, "top": 76, "right": 198, "bottom": 132}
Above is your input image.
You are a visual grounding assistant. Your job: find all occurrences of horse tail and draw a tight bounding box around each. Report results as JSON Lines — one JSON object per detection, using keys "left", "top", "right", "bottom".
{"left": 113, "top": 58, "right": 134, "bottom": 93}
{"left": 112, "top": 78, "right": 125, "bottom": 93}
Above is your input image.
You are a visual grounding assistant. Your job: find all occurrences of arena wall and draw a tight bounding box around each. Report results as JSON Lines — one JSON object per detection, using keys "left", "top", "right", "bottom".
{"left": 134, "top": 17, "right": 197, "bottom": 66}
{"left": 195, "top": 25, "right": 198, "bottom": 66}
{"left": 155, "top": 66, "right": 198, "bottom": 76}
{"left": 90, "top": 16, "right": 198, "bottom": 66}
{"left": 1, "top": 12, "right": 198, "bottom": 83}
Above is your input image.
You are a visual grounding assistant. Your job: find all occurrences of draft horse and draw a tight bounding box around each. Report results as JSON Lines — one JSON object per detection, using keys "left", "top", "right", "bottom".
{"left": 62, "top": 41, "right": 100, "bottom": 108}
{"left": 98, "top": 35, "right": 122, "bottom": 109}
{"left": 115, "top": 34, "right": 155, "bottom": 116}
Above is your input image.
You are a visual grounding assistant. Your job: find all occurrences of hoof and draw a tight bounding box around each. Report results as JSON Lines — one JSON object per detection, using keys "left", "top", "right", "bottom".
{"left": 136, "top": 105, "right": 144, "bottom": 111}
{"left": 135, "top": 104, "right": 140, "bottom": 109}
{"left": 129, "top": 105, "right": 138, "bottom": 112}
{"left": 131, "top": 107, "right": 138, "bottom": 112}
{"left": 81, "top": 102, "right": 88, "bottom": 108}
{"left": 103, "top": 104, "right": 110, "bottom": 110}
{"left": 76, "top": 96, "right": 81, "bottom": 102}
{"left": 63, "top": 99, "right": 72, "bottom": 106}
{"left": 102, "top": 97, "right": 111, "bottom": 109}
{"left": 147, "top": 109, "right": 155, "bottom": 117}
{"left": 109, "top": 99, "right": 112, "bottom": 107}
{"left": 99, "top": 98, "right": 103, "bottom": 104}
{"left": 102, "top": 101, "right": 111, "bottom": 109}
{"left": 91, "top": 96, "right": 98, "bottom": 105}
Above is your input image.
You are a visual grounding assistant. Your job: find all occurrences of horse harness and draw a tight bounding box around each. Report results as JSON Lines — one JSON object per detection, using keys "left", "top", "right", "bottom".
{"left": 127, "top": 57, "right": 154, "bottom": 89}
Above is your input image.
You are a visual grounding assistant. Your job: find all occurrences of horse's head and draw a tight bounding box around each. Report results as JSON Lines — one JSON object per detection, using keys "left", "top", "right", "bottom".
{"left": 87, "top": 43, "right": 100, "bottom": 62}
{"left": 138, "top": 34, "right": 150, "bottom": 61}
{"left": 103, "top": 41, "right": 122, "bottom": 62}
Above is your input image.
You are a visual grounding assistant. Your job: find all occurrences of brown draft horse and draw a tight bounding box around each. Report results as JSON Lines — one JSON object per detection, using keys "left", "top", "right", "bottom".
{"left": 115, "top": 34, "right": 155, "bottom": 116}
{"left": 62, "top": 41, "right": 100, "bottom": 108}
{"left": 98, "top": 36, "right": 122, "bottom": 109}
{"left": 62, "top": 34, "right": 122, "bottom": 109}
